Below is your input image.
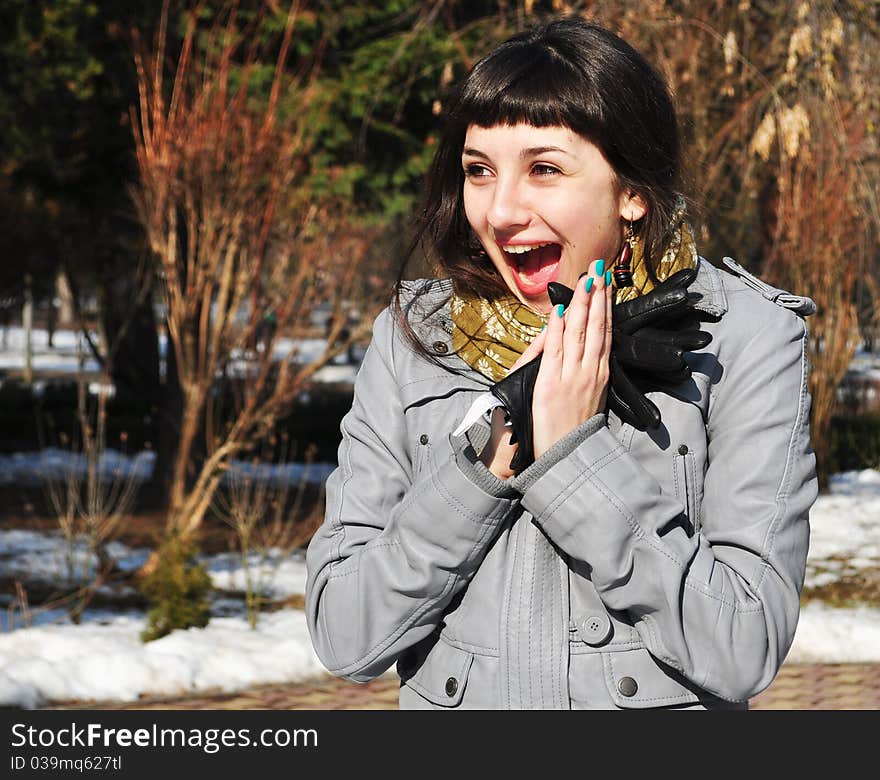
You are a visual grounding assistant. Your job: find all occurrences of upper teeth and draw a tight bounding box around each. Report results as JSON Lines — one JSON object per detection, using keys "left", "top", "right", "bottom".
{"left": 503, "top": 242, "right": 554, "bottom": 254}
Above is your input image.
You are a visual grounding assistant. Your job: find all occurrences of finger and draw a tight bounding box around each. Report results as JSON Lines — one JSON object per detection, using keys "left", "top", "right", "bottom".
{"left": 582, "top": 260, "right": 612, "bottom": 371}
{"left": 560, "top": 265, "right": 597, "bottom": 373}
{"left": 538, "top": 296, "right": 565, "bottom": 384}
{"left": 600, "top": 266, "right": 614, "bottom": 396}
{"left": 604, "top": 267, "right": 614, "bottom": 356}
{"left": 608, "top": 356, "right": 660, "bottom": 430}
{"left": 508, "top": 327, "right": 547, "bottom": 374}
{"left": 613, "top": 331, "right": 684, "bottom": 372}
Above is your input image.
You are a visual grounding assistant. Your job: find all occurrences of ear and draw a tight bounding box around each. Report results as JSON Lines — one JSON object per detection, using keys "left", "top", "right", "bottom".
{"left": 618, "top": 191, "right": 648, "bottom": 222}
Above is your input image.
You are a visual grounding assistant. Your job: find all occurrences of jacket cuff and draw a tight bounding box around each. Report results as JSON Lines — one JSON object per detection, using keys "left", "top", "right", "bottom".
{"left": 463, "top": 417, "right": 491, "bottom": 454}
{"left": 510, "top": 413, "right": 606, "bottom": 494}
{"left": 451, "top": 432, "right": 520, "bottom": 500}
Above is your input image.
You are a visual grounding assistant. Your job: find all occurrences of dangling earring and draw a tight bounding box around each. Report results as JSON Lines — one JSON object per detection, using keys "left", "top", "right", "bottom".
{"left": 613, "top": 219, "right": 636, "bottom": 288}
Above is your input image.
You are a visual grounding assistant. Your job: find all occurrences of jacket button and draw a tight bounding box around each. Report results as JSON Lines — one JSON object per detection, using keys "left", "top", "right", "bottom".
{"left": 419, "top": 434, "right": 429, "bottom": 445}
{"left": 578, "top": 613, "right": 612, "bottom": 646}
{"left": 618, "top": 676, "right": 638, "bottom": 697}
{"left": 432, "top": 340, "right": 449, "bottom": 354}
{"left": 678, "top": 444, "right": 689, "bottom": 455}
{"left": 445, "top": 677, "right": 458, "bottom": 697}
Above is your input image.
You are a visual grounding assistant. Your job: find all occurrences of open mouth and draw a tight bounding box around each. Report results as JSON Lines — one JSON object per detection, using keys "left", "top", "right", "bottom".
{"left": 502, "top": 242, "right": 562, "bottom": 296}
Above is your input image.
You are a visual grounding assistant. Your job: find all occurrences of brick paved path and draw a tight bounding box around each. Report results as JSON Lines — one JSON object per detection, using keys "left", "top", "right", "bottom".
{"left": 48, "top": 663, "right": 880, "bottom": 710}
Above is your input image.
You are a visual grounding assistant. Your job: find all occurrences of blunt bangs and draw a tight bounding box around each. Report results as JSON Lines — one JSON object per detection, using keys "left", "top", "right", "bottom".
{"left": 451, "top": 46, "right": 603, "bottom": 139}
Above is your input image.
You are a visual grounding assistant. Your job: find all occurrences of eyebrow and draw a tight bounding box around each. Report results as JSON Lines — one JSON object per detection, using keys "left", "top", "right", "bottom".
{"left": 462, "top": 146, "right": 572, "bottom": 159}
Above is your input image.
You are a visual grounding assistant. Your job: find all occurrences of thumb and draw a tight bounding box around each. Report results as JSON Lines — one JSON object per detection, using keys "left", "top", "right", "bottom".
{"left": 509, "top": 328, "right": 547, "bottom": 374}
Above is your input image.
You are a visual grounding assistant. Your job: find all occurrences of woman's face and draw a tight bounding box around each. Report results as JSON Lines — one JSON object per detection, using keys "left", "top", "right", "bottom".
{"left": 462, "top": 123, "right": 646, "bottom": 313}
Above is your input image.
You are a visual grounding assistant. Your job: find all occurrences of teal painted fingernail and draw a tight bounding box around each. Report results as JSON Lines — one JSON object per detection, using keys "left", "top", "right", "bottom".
{"left": 556, "top": 304, "right": 564, "bottom": 318}
{"left": 595, "top": 259, "right": 605, "bottom": 277}
{"left": 584, "top": 277, "right": 594, "bottom": 293}
{"left": 605, "top": 270, "right": 613, "bottom": 286}
{"left": 541, "top": 324, "right": 546, "bottom": 332}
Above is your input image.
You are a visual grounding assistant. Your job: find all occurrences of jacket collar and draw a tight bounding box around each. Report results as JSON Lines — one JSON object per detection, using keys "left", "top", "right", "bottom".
{"left": 688, "top": 256, "right": 728, "bottom": 317}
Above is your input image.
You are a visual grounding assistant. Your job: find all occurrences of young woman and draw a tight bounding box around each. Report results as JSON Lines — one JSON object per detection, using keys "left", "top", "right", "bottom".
{"left": 305, "top": 17, "right": 818, "bottom": 710}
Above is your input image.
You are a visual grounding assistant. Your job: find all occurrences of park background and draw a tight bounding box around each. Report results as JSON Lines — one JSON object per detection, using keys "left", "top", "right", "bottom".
{"left": 0, "top": 0, "right": 878, "bottom": 708}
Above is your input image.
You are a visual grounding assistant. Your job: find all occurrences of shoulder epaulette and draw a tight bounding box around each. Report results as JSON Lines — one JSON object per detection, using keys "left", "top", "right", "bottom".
{"left": 721, "top": 257, "right": 816, "bottom": 316}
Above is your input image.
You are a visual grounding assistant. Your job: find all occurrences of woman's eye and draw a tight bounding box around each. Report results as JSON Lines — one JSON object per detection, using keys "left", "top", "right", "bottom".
{"left": 532, "top": 164, "right": 561, "bottom": 176}
{"left": 463, "top": 163, "right": 491, "bottom": 178}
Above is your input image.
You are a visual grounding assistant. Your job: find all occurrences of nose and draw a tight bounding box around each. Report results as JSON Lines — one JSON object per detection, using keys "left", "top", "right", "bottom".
{"left": 487, "top": 176, "right": 531, "bottom": 234}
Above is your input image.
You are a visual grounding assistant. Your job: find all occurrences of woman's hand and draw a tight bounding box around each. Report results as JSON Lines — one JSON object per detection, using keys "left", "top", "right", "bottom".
{"left": 478, "top": 258, "right": 612, "bottom": 477}
{"left": 532, "top": 260, "right": 612, "bottom": 459}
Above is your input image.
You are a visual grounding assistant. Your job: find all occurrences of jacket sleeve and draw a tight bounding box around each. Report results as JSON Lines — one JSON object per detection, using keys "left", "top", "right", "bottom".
{"left": 511, "top": 308, "right": 817, "bottom": 702}
{"left": 305, "top": 307, "right": 521, "bottom": 682}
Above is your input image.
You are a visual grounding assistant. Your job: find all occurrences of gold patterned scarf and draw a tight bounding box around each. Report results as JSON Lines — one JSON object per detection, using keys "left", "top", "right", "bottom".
{"left": 451, "top": 220, "right": 698, "bottom": 381}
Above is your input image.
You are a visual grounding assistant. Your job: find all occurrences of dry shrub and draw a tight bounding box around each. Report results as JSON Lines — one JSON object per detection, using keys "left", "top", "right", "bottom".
{"left": 130, "top": 0, "right": 382, "bottom": 560}
{"left": 763, "top": 105, "right": 871, "bottom": 482}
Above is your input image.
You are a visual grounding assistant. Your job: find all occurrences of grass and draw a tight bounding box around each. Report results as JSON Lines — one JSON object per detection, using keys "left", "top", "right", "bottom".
{"left": 802, "top": 566, "right": 880, "bottom": 608}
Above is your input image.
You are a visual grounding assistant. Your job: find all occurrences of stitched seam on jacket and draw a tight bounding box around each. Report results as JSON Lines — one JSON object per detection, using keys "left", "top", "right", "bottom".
{"left": 571, "top": 634, "right": 642, "bottom": 652}
{"left": 533, "top": 443, "right": 626, "bottom": 519}
{"left": 326, "top": 541, "right": 402, "bottom": 581}
{"left": 537, "top": 451, "right": 687, "bottom": 571}
{"left": 607, "top": 653, "right": 695, "bottom": 704}
{"left": 555, "top": 551, "right": 565, "bottom": 706}
{"left": 687, "top": 453, "right": 701, "bottom": 532}
{"left": 754, "top": 318, "right": 809, "bottom": 593}
{"left": 505, "top": 521, "right": 518, "bottom": 708}
{"left": 639, "top": 613, "right": 684, "bottom": 671}
{"left": 441, "top": 635, "right": 499, "bottom": 655}
{"left": 532, "top": 524, "right": 540, "bottom": 707}
{"left": 399, "top": 375, "right": 484, "bottom": 392}
{"left": 672, "top": 456, "right": 683, "bottom": 517}
{"left": 681, "top": 578, "right": 754, "bottom": 609}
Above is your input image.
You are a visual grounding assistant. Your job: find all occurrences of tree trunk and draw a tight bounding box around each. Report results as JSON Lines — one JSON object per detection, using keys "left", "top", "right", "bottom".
{"left": 167, "top": 395, "right": 204, "bottom": 532}
{"left": 149, "top": 319, "right": 183, "bottom": 512}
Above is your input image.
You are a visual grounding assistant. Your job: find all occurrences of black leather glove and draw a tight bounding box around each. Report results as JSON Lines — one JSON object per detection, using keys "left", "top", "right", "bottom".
{"left": 607, "top": 267, "right": 712, "bottom": 430}
{"left": 489, "top": 268, "right": 711, "bottom": 472}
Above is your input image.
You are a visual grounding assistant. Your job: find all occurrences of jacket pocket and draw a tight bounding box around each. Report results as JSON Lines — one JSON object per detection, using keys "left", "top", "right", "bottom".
{"left": 672, "top": 449, "right": 701, "bottom": 535}
{"left": 412, "top": 436, "right": 430, "bottom": 477}
{"left": 602, "top": 648, "right": 705, "bottom": 709}
{"left": 401, "top": 637, "right": 474, "bottom": 707}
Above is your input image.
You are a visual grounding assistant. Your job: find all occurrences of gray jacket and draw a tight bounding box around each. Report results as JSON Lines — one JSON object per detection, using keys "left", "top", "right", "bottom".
{"left": 305, "top": 256, "right": 818, "bottom": 709}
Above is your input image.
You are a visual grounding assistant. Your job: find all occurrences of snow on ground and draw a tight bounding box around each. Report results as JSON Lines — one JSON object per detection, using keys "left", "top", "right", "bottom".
{"left": 788, "top": 603, "right": 880, "bottom": 664}
{"left": 0, "top": 612, "right": 325, "bottom": 710}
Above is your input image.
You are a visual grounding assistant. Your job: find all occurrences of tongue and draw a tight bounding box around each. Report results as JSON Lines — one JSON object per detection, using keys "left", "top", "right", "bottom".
{"left": 518, "top": 244, "right": 560, "bottom": 284}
